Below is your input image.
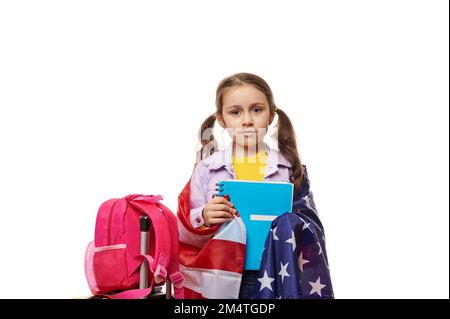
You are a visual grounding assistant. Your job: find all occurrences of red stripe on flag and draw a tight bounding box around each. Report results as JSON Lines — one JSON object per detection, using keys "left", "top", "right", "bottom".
{"left": 180, "top": 239, "right": 245, "bottom": 274}
{"left": 183, "top": 286, "right": 207, "bottom": 299}
{"left": 177, "top": 181, "right": 219, "bottom": 235}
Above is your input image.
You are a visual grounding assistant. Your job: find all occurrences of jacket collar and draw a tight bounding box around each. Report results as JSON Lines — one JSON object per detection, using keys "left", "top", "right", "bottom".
{"left": 207, "top": 142, "right": 291, "bottom": 179}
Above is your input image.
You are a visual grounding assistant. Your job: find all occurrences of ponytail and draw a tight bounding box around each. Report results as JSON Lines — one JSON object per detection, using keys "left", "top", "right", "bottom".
{"left": 192, "top": 113, "right": 218, "bottom": 176}
{"left": 275, "top": 108, "right": 303, "bottom": 194}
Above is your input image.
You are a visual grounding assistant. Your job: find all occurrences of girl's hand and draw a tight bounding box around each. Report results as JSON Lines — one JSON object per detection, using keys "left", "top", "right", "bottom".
{"left": 202, "top": 196, "right": 236, "bottom": 227}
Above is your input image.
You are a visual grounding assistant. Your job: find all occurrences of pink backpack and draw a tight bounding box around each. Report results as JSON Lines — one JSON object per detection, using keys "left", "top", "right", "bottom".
{"left": 84, "top": 194, "right": 184, "bottom": 299}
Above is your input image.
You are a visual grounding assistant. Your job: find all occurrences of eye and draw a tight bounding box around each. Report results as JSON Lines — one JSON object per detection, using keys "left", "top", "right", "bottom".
{"left": 230, "top": 110, "right": 240, "bottom": 116}
{"left": 252, "top": 107, "right": 262, "bottom": 113}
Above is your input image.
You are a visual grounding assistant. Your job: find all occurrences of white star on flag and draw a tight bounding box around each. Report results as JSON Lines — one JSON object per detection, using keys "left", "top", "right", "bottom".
{"left": 302, "top": 222, "right": 311, "bottom": 231}
{"left": 285, "top": 231, "right": 296, "bottom": 251}
{"left": 299, "top": 216, "right": 311, "bottom": 232}
{"left": 270, "top": 226, "right": 279, "bottom": 240}
{"left": 278, "top": 262, "right": 290, "bottom": 283}
{"left": 258, "top": 270, "right": 275, "bottom": 292}
{"left": 303, "top": 194, "right": 318, "bottom": 214}
{"left": 317, "top": 241, "right": 322, "bottom": 255}
{"left": 309, "top": 276, "right": 327, "bottom": 297}
{"left": 298, "top": 252, "right": 310, "bottom": 272}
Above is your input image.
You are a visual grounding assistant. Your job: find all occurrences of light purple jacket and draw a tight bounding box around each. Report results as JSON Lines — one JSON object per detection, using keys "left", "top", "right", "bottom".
{"left": 189, "top": 142, "right": 293, "bottom": 228}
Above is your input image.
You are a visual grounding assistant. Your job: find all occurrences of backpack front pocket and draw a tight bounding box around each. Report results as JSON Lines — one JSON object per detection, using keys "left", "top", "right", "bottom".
{"left": 93, "top": 244, "right": 129, "bottom": 292}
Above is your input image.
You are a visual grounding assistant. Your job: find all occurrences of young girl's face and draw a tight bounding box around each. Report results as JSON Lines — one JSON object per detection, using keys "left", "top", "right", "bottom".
{"left": 217, "top": 84, "right": 275, "bottom": 149}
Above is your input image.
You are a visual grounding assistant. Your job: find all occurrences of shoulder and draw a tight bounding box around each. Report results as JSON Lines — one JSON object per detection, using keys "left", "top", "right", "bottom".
{"left": 192, "top": 150, "right": 224, "bottom": 178}
{"left": 277, "top": 151, "right": 291, "bottom": 168}
{"left": 198, "top": 149, "right": 228, "bottom": 170}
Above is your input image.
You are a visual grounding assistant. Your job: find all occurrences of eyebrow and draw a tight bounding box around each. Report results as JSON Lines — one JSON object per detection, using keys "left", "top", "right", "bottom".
{"left": 224, "top": 102, "right": 266, "bottom": 110}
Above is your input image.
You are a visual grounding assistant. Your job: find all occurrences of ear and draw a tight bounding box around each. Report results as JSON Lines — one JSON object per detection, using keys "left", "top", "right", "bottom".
{"left": 269, "top": 112, "right": 275, "bottom": 126}
{"left": 216, "top": 113, "right": 226, "bottom": 129}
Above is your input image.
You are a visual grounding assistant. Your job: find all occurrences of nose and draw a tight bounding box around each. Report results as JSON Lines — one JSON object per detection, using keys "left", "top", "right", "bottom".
{"left": 241, "top": 110, "right": 253, "bottom": 127}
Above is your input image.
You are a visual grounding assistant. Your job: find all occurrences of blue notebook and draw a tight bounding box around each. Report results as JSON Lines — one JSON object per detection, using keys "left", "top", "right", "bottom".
{"left": 215, "top": 180, "right": 294, "bottom": 270}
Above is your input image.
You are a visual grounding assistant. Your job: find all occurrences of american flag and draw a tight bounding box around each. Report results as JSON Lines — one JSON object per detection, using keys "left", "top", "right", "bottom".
{"left": 177, "top": 166, "right": 333, "bottom": 299}
{"left": 253, "top": 168, "right": 334, "bottom": 299}
{"left": 177, "top": 180, "right": 246, "bottom": 299}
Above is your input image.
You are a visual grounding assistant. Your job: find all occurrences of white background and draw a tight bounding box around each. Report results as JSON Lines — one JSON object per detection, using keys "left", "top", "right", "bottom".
{"left": 0, "top": 0, "right": 448, "bottom": 299}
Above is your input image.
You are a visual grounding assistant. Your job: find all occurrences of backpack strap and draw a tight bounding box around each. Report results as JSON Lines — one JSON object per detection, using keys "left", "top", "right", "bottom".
{"left": 168, "top": 270, "right": 184, "bottom": 299}
{"left": 107, "top": 254, "right": 163, "bottom": 299}
{"left": 157, "top": 202, "right": 184, "bottom": 299}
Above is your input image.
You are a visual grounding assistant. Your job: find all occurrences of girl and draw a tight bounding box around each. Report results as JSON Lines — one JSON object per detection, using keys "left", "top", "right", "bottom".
{"left": 191, "top": 73, "right": 302, "bottom": 226}
{"left": 177, "top": 73, "right": 332, "bottom": 299}
{"left": 186, "top": 72, "right": 303, "bottom": 298}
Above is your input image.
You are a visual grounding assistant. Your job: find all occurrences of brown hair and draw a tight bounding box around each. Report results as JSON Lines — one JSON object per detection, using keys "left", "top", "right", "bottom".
{"left": 195, "top": 72, "right": 303, "bottom": 193}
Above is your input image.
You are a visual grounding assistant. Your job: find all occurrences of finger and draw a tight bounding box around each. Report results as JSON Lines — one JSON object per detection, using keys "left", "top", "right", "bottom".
{"left": 221, "top": 205, "right": 236, "bottom": 214}
{"left": 211, "top": 196, "right": 234, "bottom": 207}
{"left": 207, "top": 217, "right": 234, "bottom": 225}
{"left": 207, "top": 210, "right": 232, "bottom": 219}
{"left": 206, "top": 206, "right": 236, "bottom": 217}
{"left": 209, "top": 204, "right": 233, "bottom": 213}
{"left": 212, "top": 205, "right": 236, "bottom": 215}
{"left": 203, "top": 210, "right": 228, "bottom": 220}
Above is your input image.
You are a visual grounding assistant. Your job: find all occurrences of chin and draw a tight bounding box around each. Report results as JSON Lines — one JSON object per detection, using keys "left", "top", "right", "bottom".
{"left": 234, "top": 138, "right": 264, "bottom": 149}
